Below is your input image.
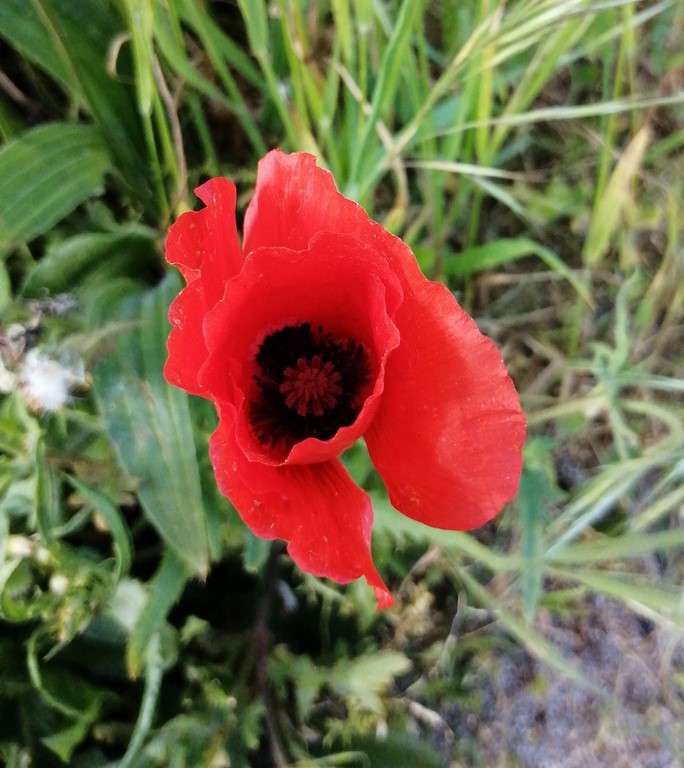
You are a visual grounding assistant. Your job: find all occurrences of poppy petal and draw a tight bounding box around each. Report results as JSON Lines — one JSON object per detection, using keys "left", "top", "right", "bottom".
{"left": 165, "top": 178, "right": 242, "bottom": 394}
{"left": 166, "top": 280, "right": 211, "bottom": 395}
{"left": 210, "top": 406, "right": 394, "bottom": 608}
{"left": 243, "top": 151, "right": 371, "bottom": 255}
{"left": 166, "top": 177, "right": 242, "bottom": 292}
{"left": 365, "top": 278, "right": 526, "bottom": 530}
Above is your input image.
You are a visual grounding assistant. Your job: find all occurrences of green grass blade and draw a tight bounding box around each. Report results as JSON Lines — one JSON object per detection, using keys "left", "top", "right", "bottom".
{"left": 176, "top": 0, "right": 267, "bottom": 155}
{"left": 428, "top": 93, "right": 684, "bottom": 136}
{"left": 583, "top": 125, "right": 651, "bottom": 265}
{"left": 552, "top": 529, "right": 684, "bottom": 565}
{"left": 235, "top": 0, "right": 269, "bottom": 57}
{"left": 444, "top": 237, "right": 593, "bottom": 306}
{"left": 65, "top": 476, "right": 133, "bottom": 581}
{"left": 126, "top": 549, "right": 187, "bottom": 678}
{"left": 121, "top": 633, "right": 166, "bottom": 765}
{"left": 372, "top": 494, "right": 518, "bottom": 573}
{"left": 549, "top": 567, "right": 684, "bottom": 628}
{"left": 518, "top": 439, "right": 565, "bottom": 623}
{"left": 454, "top": 563, "right": 607, "bottom": 697}
{"left": 347, "top": 0, "right": 418, "bottom": 190}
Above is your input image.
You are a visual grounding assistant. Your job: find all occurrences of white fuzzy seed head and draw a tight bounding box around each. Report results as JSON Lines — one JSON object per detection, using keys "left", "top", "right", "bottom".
{"left": 18, "top": 349, "right": 85, "bottom": 413}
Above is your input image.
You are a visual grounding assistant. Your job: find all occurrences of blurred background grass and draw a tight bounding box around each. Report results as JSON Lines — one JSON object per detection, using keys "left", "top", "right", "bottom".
{"left": 0, "top": 0, "right": 683, "bottom": 766}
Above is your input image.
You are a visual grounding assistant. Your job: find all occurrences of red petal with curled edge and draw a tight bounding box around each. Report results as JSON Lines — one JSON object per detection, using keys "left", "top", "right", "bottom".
{"left": 243, "top": 151, "right": 370, "bottom": 255}
{"left": 165, "top": 178, "right": 242, "bottom": 394}
{"left": 166, "top": 278, "right": 211, "bottom": 396}
{"left": 209, "top": 403, "right": 394, "bottom": 608}
{"left": 365, "top": 278, "right": 526, "bottom": 529}
{"left": 198, "top": 231, "right": 402, "bottom": 466}
{"left": 166, "top": 178, "right": 242, "bottom": 289}
{"left": 242, "top": 150, "right": 525, "bottom": 528}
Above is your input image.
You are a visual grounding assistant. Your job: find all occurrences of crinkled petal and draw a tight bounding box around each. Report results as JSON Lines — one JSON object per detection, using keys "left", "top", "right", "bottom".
{"left": 243, "top": 151, "right": 372, "bottom": 255}
{"left": 210, "top": 405, "right": 393, "bottom": 608}
{"left": 165, "top": 178, "right": 242, "bottom": 394}
{"left": 166, "top": 279, "right": 212, "bottom": 395}
{"left": 166, "top": 178, "right": 242, "bottom": 289}
{"left": 365, "top": 279, "right": 526, "bottom": 529}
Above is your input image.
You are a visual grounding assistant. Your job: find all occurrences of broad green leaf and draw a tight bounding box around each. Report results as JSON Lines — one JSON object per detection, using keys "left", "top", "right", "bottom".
{"left": 0, "top": 0, "right": 74, "bottom": 90}
{"left": 22, "top": 225, "right": 157, "bottom": 298}
{"left": 0, "top": 0, "right": 150, "bottom": 204}
{"left": 0, "top": 559, "right": 51, "bottom": 622}
{"left": 0, "top": 92, "right": 24, "bottom": 143}
{"left": 105, "top": 579, "right": 148, "bottom": 636}
{"left": 90, "top": 273, "right": 210, "bottom": 576}
{"left": 0, "top": 123, "right": 110, "bottom": 249}
{"left": 0, "top": 478, "right": 35, "bottom": 522}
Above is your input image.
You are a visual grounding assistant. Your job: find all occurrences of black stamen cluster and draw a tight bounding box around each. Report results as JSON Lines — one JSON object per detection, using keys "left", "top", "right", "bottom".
{"left": 249, "top": 323, "right": 371, "bottom": 448}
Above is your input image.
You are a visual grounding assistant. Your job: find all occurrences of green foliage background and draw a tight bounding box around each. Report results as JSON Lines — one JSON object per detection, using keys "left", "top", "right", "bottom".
{"left": 0, "top": 1, "right": 683, "bottom": 766}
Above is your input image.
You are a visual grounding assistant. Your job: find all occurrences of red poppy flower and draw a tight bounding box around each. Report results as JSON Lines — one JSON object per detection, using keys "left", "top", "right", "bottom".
{"left": 165, "top": 150, "right": 526, "bottom": 608}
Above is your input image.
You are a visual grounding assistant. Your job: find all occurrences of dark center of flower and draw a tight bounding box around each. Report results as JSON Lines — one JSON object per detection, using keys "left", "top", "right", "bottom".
{"left": 249, "top": 323, "right": 371, "bottom": 448}
{"left": 279, "top": 355, "right": 343, "bottom": 417}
